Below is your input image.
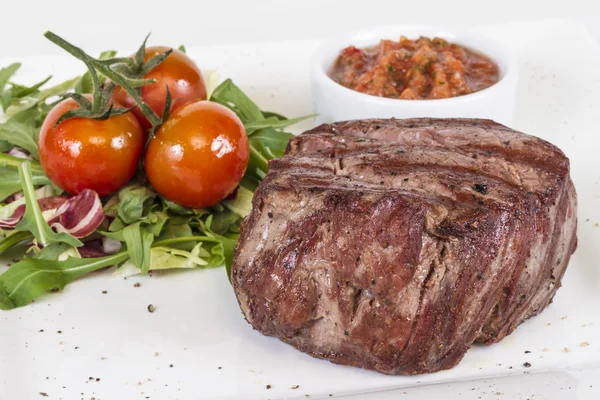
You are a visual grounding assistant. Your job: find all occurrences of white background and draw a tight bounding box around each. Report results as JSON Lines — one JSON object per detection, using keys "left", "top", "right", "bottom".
{"left": 1, "top": 1, "right": 599, "bottom": 399}
{"left": 0, "top": 0, "right": 598, "bottom": 55}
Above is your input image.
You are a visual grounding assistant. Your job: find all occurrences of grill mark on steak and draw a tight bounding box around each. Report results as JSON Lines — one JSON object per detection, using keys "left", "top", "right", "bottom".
{"left": 293, "top": 119, "right": 569, "bottom": 174}
{"left": 233, "top": 118, "right": 577, "bottom": 375}
{"left": 286, "top": 138, "right": 562, "bottom": 194}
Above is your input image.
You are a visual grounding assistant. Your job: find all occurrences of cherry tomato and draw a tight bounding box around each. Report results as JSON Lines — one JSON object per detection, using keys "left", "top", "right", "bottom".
{"left": 145, "top": 101, "right": 249, "bottom": 208}
{"left": 113, "top": 46, "right": 207, "bottom": 132}
{"left": 38, "top": 96, "right": 144, "bottom": 196}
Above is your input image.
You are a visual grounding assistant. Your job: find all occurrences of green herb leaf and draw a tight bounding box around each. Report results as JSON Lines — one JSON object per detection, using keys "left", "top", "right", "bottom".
{"left": 244, "top": 114, "right": 315, "bottom": 135}
{"left": 210, "top": 79, "right": 264, "bottom": 123}
{"left": 0, "top": 168, "right": 51, "bottom": 202}
{"left": 33, "top": 242, "right": 80, "bottom": 260}
{"left": 156, "top": 222, "right": 194, "bottom": 250}
{"left": 1, "top": 76, "right": 80, "bottom": 121}
{"left": 0, "top": 75, "right": 80, "bottom": 163}
{"left": 245, "top": 127, "right": 294, "bottom": 186}
{"left": 114, "top": 243, "right": 209, "bottom": 278}
{"left": 0, "top": 63, "right": 20, "bottom": 88}
{"left": 121, "top": 222, "right": 154, "bottom": 274}
{"left": 0, "top": 115, "right": 41, "bottom": 159}
{"left": 203, "top": 215, "right": 238, "bottom": 280}
{"left": 261, "top": 110, "right": 288, "bottom": 121}
{"left": 162, "top": 199, "right": 196, "bottom": 215}
{"left": 178, "top": 45, "right": 186, "bottom": 53}
{"left": 0, "top": 251, "right": 128, "bottom": 310}
{"left": 9, "top": 76, "right": 52, "bottom": 98}
{"left": 14, "top": 162, "right": 82, "bottom": 248}
{"left": 0, "top": 231, "right": 32, "bottom": 257}
{"left": 116, "top": 184, "right": 157, "bottom": 224}
{"left": 0, "top": 63, "right": 21, "bottom": 103}
{"left": 208, "top": 207, "right": 241, "bottom": 236}
{"left": 222, "top": 186, "right": 254, "bottom": 219}
{"left": 0, "top": 141, "right": 10, "bottom": 153}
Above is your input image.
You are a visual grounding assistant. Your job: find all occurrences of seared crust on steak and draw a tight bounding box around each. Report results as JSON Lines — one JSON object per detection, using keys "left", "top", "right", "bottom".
{"left": 232, "top": 118, "right": 577, "bottom": 375}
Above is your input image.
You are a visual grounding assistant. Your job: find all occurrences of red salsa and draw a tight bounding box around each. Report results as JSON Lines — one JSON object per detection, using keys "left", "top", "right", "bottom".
{"left": 329, "top": 36, "right": 500, "bottom": 100}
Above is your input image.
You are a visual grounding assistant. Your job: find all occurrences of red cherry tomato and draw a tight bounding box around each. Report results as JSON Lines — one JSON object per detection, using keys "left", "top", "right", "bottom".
{"left": 38, "top": 97, "right": 144, "bottom": 196}
{"left": 113, "top": 46, "right": 207, "bottom": 131}
{"left": 145, "top": 101, "right": 249, "bottom": 208}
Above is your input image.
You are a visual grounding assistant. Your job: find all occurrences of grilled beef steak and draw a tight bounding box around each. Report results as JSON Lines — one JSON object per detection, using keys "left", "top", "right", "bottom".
{"left": 232, "top": 118, "right": 577, "bottom": 375}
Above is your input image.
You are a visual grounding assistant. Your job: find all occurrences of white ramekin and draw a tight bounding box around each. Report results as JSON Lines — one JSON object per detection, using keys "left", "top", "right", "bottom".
{"left": 310, "top": 25, "right": 518, "bottom": 127}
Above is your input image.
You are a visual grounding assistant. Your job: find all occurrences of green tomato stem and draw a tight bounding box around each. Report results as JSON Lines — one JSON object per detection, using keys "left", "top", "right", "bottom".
{"left": 43, "top": 32, "right": 103, "bottom": 113}
{"left": 44, "top": 31, "right": 163, "bottom": 128}
{"left": 91, "top": 62, "right": 162, "bottom": 126}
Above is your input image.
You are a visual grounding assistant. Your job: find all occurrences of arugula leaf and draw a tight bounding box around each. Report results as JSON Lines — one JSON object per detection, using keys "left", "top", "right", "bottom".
{"left": 0, "top": 141, "right": 10, "bottom": 153}
{"left": 1, "top": 76, "right": 79, "bottom": 122}
{"left": 197, "top": 236, "right": 229, "bottom": 268}
{"left": 0, "top": 63, "right": 39, "bottom": 112}
{"left": 8, "top": 76, "right": 52, "bottom": 99}
{"left": 244, "top": 114, "right": 315, "bottom": 135}
{"left": 144, "top": 211, "right": 169, "bottom": 236}
{"left": 0, "top": 117, "right": 41, "bottom": 158}
{"left": 163, "top": 199, "right": 195, "bottom": 215}
{"left": 156, "top": 222, "right": 194, "bottom": 250}
{"left": 208, "top": 206, "right": 241, "bottom": 236}
{"left": 203, "top": 215, "right": 238, "bottom": 280}
{"left": 244, "top": 127, "right": 294, "bottom": 187}
{"left": 120, "top": 222, "right": 154, "bottom": 273}
{"left": 33, "top": 242, "right": 80, "bottom": 260}
{"left": 116, "top": 184, "right": 157, "bottom": 224}
{"left": 14, "top": 162, "right": 82, "bottom": 248}
{"left": 251, "top": 127, "right": 293, "bottom": 158}
{"left": 261, "top": 110, "right": 288, "bottom": 121}
{"left": 210, "top": 79, "right": 264, "bottom": 123}
{"left": 0, "top": 251, "right": 129, "bottom": 310}
{"left": 222, "top": 186, "right": 254, "bottom": 218}
{"left": 0, "top": 231, "right": 32, "bottom": 257}
{"left": 0, "top": 63, "right": 21, "bottom": 100}
{"left": 0, "top": 168, "right": 51, "bottom": 202}
{"left": 0, "top": 78, "right": 80, "bottom": 161}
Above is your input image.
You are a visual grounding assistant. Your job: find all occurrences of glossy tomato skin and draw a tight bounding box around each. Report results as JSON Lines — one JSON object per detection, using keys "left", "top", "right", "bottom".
{"left": 38, "top": 97, "right": 144, "bottom": 196}
{"left": 113, "top": 46, "right": 207, "bottom": 132}
{"left": 145, "top": 101, "right": 249, "bottom": 208}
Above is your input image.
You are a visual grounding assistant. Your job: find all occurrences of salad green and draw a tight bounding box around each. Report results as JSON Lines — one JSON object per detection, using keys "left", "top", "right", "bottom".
{"left": 0, "top": 39, "right": 311, "bottom": 310}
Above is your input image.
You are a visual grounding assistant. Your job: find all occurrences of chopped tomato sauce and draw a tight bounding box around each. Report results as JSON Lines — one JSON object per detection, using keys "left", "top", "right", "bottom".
{"left": 329, "top": 37, "right": 499, "bottom": 100}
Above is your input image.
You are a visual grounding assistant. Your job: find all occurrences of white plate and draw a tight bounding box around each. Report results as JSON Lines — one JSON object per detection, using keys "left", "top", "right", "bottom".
{"left": 1, "top": 20, "right": 599, "bottom": 400}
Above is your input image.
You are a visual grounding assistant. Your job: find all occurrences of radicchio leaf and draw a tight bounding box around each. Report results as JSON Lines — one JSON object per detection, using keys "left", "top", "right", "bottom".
{"left": 0, "top": 195, "right": 66, "bottom": 229}
{"left": 7, "top": 147, "right": 31, "bottom": 160}
{"left": 48, "top": 189, "right": 104, "bottom": 238}
{"left": 0, "top": 189, "right": 104, "bottom": 239}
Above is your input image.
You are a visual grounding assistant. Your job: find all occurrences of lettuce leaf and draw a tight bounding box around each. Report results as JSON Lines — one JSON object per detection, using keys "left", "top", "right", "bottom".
{"left": 113, "top": 242, "right": 208, "bottom": 278}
